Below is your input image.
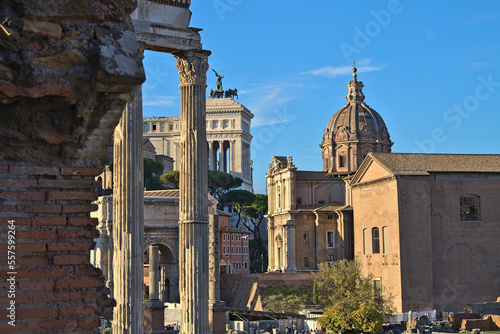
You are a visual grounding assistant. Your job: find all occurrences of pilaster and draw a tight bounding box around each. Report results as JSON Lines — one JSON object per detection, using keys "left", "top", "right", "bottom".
{"left": 174, "top": 50, "right": 211, "bottom": 334}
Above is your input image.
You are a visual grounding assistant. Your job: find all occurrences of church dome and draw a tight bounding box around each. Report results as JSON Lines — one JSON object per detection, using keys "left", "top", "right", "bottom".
{"left": 320, "top": 67, "right": 392, "bottom": 175}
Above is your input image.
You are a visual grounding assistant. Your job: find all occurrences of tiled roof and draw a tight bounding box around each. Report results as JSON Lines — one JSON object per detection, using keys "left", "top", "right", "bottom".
{"left": 371, "top": 153, "right": 500, "bottom": 175}
{"left": 144, "top": 189, "right": 179, "bottom": 198}
{"left": 313, "top": 202, "right": 352, "bottom": 212}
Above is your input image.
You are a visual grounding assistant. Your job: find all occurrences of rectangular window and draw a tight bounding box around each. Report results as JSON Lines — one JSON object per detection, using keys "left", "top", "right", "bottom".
{"left": 372, "top": 228, "right": 380, "bottom": 254}
{"left": 339, "top": 155, "right": 347, "bottom": 167}
{"left": 223, "top": 233, "right": 226, "bottom": 241}
{"left": 327, "top": 255, "right": 334, "bottom": 263}
{"left": 327, "top": 214, "right": 334, "bottom": 220}
{"left": 231, "top": 234, "right": 234, "bottom": 241}
{"left": 304, "top": 257, "right": 309, "bottom": 268}
{"left": 231, "top": 246, "right": 234, "bottom": 254}
{"left": 374, "top": 278, "right": 382, "bottom": 299}
{"left": 169, "top": 124, "right": 173, "bottom": 131}
{"left": 152, "top": 124, "right": 157, "bottom": 131}
{"left": 460, "top": 195, "right": 481, "bottom": 221}
{"left": 327, "top": 231, "right": 335, "bottom": 248}
{"left": 244, "top": 262, "right": 248, "bottom": 270}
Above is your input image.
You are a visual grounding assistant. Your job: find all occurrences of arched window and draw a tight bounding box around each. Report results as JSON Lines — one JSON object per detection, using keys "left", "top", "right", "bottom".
{"left": 372, "top": 227, "right": 380, "bottom": 254}
{"left": 460, "top": 195, "right": 481, "bottom": 221}
{"left": 382, "top": 226, "right": 390, "bottom": 254}
{"left": 363, "top": 228, "right": 369, "bottom": 254}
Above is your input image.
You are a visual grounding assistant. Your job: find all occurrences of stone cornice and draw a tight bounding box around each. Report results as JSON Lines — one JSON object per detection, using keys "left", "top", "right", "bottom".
{"left": 350, "top": 176, "right": 397, "bottom": 189}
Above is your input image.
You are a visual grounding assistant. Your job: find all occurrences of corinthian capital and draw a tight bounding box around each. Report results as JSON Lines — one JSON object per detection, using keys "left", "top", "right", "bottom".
{"left": 175, "top": 50, "right": 211, "bottom": 86}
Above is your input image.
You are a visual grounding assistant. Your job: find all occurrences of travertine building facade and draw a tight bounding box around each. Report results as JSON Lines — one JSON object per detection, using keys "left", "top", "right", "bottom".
{"left": 144, "top": 98, "right": 254, "bottom": 191}
{"left": 267, "top": 68, "right": 500, "bottom": 313}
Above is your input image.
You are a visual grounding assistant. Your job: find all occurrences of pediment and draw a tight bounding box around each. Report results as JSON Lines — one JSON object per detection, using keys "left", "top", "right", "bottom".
{"left": 351, "top": 156, "right": 393, "bottom": 186}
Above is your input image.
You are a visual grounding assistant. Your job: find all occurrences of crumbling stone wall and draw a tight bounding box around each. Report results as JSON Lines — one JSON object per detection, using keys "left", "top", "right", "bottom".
{"left": 0, "top": 0, "right": 144, "bottom": 332}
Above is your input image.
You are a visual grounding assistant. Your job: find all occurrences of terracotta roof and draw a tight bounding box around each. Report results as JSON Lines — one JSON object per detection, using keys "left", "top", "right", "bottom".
{"left": 371, "top": 153, "right": 500, "bottom": 175}
{"left": 144, "top": 189, "right": 180, "bottom": 198}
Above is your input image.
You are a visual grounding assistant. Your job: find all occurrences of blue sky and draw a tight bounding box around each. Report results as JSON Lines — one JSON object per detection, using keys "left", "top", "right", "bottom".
{"left": 142, "top": 1, "right": 500, "bottom": 194}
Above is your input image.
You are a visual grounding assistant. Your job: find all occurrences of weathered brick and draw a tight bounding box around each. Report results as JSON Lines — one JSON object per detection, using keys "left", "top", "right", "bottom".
{"left": 61, "top": 167, "right": 102, "bottom": 176}
{"left": 48, "top": 191, "right": 97, "bottom": 201}
{"left": 31, "top": 216, "right": 67, "bottom": 226}
{"left": 32, "top": 291, "right": 81, "bottom": 304}
{"left": 59, "top": 303, "right": 96, "bottom": 317}
{"left": 68, "top": 217, "right": 98, "bottom": 226}
{"left": 38, "top": 178, "right": 95, "bottom": 189}
{"left": 10, "top": 166, "right": 59, "bottom": 176}
{"left": 0, "top": 294, "right": 32, "bottom": 305}
{"left": 18, "top": 307, "right": 56, "bottom": 319}
{"left": 20, "top": 204, "right": 62, "bottom": 213}
{"left": 83, "top": 290, "right": 98, "bottom": 302}
{"left": 0, "top": 204, "right": 16, "bottom": 212}
{"left": 77, "top": 316, "right": 101, "bottom": 329}
{"left": 27, "top": 319, "right": 76, "bottom": 331}
{"left": 53, "top": 255, "right": 89, "bottom": 265}
{"left": 15, "top": 243, "right": 47, "bottom": 253}
{"left": 4, "top": 268, "right": 68, "bottom": 278}
{"left": 18, "top": 280, "right": 54, "bottom": 292}
{"left": 63, "top": 204, "right": 97, "bottom": 213}
{"left": 18, "top": 255, "right": 49, "bottom": 266}
{"left": 74, "top": 266, "right": 102, "bottom": 277}
{"left": 17, "top": 230, "right": 57, "bottom": 239}
{"left": 0, "top": 178, "right": 37, "bottom": 188}
{"left": 48, "top": 241, "right": 93, "bottom": 252}
{"left": 0, "top": 217, "right": 29, "bottom": 226}
{"left": 59, "top": 229, "right": 99, "bottom": 239}
{"left": 0, "top": 191, "right": 43, "bottom": 201}
{"left": 55, "top": 278, "right": 103, "bottom": 290}
{"left": 0, "top": 322, "right": 28, "bottom": 333}
{"left": 0, "top": 166, "right": 8, "bottom": 173}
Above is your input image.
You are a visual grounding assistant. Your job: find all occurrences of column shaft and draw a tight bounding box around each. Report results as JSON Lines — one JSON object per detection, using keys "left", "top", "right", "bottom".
{"left": 112, "top": 88, "right": 144, "bottom": 334}
{"left": 149, "top": 246, "right": 160, "bottom": 300}
{"left": 209, "top": 214, "right": 221, "bottom": 303}
{"left": 175, "top": 50, "right": 211, "bottom": 334}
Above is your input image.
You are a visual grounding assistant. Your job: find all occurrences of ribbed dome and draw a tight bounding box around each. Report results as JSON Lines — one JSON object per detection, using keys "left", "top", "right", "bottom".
{"left": 325, "top": 68, "right": 390, "bottom": 142}
{"left": 320, "top": 67, "right": 392, "bottom": 175}
{"left": 326, "top": 102, "right": 390, "bottom": 142}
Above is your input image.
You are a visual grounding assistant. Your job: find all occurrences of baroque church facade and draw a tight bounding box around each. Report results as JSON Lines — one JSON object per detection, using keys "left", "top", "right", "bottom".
{"left": 266, "top": 68, "right": 500, "bottom": 313}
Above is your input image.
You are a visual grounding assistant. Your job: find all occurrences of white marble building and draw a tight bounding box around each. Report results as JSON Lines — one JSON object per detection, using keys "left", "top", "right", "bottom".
{"left": 143, "top": 98, "right": 254, "bottom": 191}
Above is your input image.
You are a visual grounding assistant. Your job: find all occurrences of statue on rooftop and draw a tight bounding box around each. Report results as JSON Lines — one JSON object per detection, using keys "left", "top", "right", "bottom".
{"left": 212, "top": 69, "right": 224, "bottom": 92}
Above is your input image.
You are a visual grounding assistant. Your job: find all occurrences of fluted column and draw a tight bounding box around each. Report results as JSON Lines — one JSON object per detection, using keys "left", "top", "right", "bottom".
{"left": 112, "top": 88, "right": 144, "bottom": 334}
{"left": 229, "top": 140, "right": 234, "bottom": 175}
{"left": 175, "top": 50, "right": 211, "bottom": 334}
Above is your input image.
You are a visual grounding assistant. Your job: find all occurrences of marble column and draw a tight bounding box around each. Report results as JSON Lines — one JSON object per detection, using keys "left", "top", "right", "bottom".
{"left": 218, "top": 140, "right": 224, "bottom": 172}
{"left": 208, "top": 141, "right": 214, "bottom": 171}
{"left": 149, "top": 246, "right": 159, "bottom": 300}
{"left": 159, "top": 265, "right": 167, "bottom": 302}
{"left": 144, "top": 245, "right": 165, "bottom": 333}
{"left": 112, "top": 88, "right": 144, "bottom": 334}
{"left": 174, "top": 50, "right": 211, "bottom": 334}
{"left": 209, "top": 215, "right": 226, "bottom": 334}
{"left": 229, "top": 140, "right": 234, "bottom": 175}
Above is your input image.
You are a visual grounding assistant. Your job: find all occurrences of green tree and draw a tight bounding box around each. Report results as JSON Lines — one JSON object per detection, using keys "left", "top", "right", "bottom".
{"left": 160, "top": 170, "right": 179, "bottom": 189}
{"left": 223, "top": 189, "right": 255, "bottom": 227}
{"left": 314, "top": 260, "right": 393, "bottom": 333}
{"left": 143, "top": 157, "right": 164, "bottom": 190}
{"left": 240, "top": 194, "right": 267, "bottom": 239}
{"left": 208, "top": 170, "right": 242, "bottom": 208}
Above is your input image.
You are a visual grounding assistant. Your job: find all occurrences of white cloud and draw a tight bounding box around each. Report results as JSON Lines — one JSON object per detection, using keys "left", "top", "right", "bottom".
{"left": 241, "top": 83, "right": 301, "bottom": 126}
{"left": 301, "top": 59, "right": 383, "bottom": 78}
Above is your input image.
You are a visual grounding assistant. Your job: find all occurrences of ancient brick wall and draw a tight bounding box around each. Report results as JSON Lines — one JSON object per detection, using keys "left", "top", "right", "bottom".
{"left": 0, "top": 0, "right": 144, "bottom": 332}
